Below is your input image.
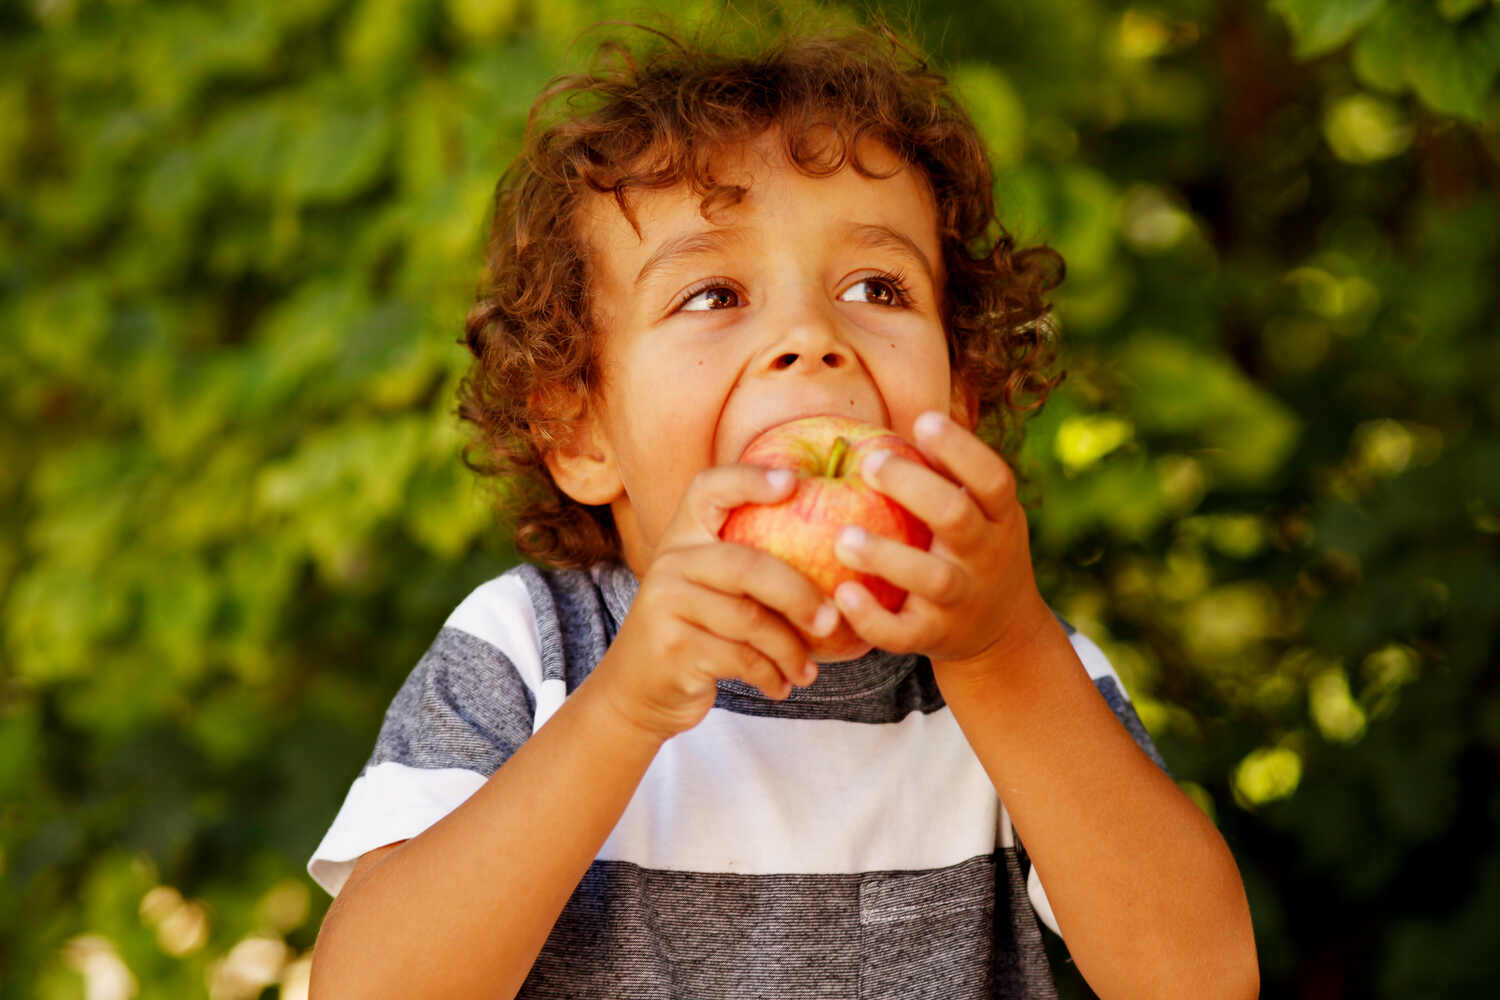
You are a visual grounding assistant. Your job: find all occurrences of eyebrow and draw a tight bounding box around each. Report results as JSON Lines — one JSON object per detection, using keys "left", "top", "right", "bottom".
{"left": 631, "top": 221, "right": 937, "bottom": 289}
{"left": 634, "top": 227, "right": 750, "bottom": 289}
{"left": 841, "top": 222, "right": 936, "bottom": 285}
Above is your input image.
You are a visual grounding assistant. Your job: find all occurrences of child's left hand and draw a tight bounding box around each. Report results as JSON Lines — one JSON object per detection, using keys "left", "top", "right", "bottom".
{"left": 832, "top": 409, "right": 1050, "bottom": 670}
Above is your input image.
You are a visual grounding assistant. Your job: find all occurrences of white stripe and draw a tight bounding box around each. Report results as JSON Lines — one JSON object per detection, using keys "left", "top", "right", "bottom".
{"left": 1028, "top": 865, "right": 1061, "bottom": 936}
{"left": 1069, "top": 628, "right": 1122, "bottom": 685}
{"left": 533, "top": 677, "right": 567, "bottom": 731}
{"left": 307, "top": 762, "right": 487, "bottom": 896}
{"left": 443, "top": 572, "right": 545, "bottom": 694}
{"left": 598, "top": 705, "right": 997, "bottom": 875}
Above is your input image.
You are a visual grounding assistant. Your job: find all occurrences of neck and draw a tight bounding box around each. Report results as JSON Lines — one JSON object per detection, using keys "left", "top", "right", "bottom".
{"left": 610, "top": 497, "right": 652, "bottom": 578}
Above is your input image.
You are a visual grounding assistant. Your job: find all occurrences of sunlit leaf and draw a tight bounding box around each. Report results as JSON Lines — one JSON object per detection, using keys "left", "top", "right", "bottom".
{"left": 343, "top": 0, "right": 437, "bottom": 82}
{"left": 445, "top": 0, "right": 525, "bottom": 41}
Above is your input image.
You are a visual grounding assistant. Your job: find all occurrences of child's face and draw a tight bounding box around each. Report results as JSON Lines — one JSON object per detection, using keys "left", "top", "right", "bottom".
{"left": 564, "top": 129, "right": 969, "bottom": 575}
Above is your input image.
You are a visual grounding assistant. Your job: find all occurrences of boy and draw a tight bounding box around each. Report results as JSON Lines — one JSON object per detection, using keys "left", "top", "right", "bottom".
{"left": 307, "top": 19, "right": 1258, "bottom": 1000}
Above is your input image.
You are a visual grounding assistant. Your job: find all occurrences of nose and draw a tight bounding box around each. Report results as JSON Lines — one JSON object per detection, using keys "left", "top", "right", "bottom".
{"left": 769, "top": 348, "right": 846, "bottom": 371}
{"left": 760, "top": 317, "right": 853, "bottom": 375}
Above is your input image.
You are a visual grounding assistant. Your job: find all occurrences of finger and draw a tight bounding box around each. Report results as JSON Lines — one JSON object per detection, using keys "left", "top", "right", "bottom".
{"left": 834, "top": 525, "right": 968, "bottom": 607}
{"left": 730, "top": 644, "right": 797, "bottom": 701}
{"left": 832, "top": 580, "right": 927, "bottom": 655}
{"left": 672, "top": 464, "right": 798, "bottom": 542}
{"left": 682, "top": 621, "right": 794, "bottom": 700}
{"left": 678, "top": 543, "right": 842, "bottom": 647}
{"left": 672, "top": 582, "right": 818, "bottom": 688}
{"left": 859, "top": 448, "right": 987, "bottom": 550}
{"left": 910, "top": 410, "right": 1018, "bottom": 523}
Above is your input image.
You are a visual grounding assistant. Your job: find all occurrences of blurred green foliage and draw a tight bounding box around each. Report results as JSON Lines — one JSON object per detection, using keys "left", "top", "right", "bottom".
{"left": 2, "top": 0, "right": 1497, "bottom": 997}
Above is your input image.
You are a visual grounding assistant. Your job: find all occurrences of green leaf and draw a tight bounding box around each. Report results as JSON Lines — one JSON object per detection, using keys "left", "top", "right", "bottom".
{"left": 1119, "top": 335, "right": 1301, "bottom": 487}
{"left": 993, "top": 164, "right": 1056, "bottom": 247}
{"left": 279, "top": 103, "right": 394, "bottom": 204}
{"left": 205, "top": 101, "right": 293, "bottom": 198}
{"left": 139, "top": 148, "right": 210, "bottom": 231}
{"left": 129, "top": 5, "right": 278, "bottom": 110}
{"left": 251, "top": 281, "right": 369, "bottom": 409}
{"left": 20, "top": 279, "right": 111, "bottom": 373}
{"left": 404, "top": 455, "right": 494, "bottom": 558}
{"left": 444, "top": 0, "right": 525, "bottom": 41}
{"left": 951, "top": 63, "right": 1029, "bottom": 169}
{"left": 1436, "top": 0, "right": 1491, "bottom": 22}
{"left": 254, "top": 416, "right": 427, "bottom": 579}
{"left": 1352, "top": 0, "right": 1500, "bottom": 119}
{"left": 342, "top": 0, "right": 437, "bottom": 82}
{"left": 1052, "top": 166, "right": 1121, "bottom": 278}
{"left": 1402, "top": 7, "right": 1500, "bottom": 120}
{"left": 6, "top": 561, "right": 133, "bottom": 682}
{"left": 1270, "top": 0, "right": 1387, "bottom": 58}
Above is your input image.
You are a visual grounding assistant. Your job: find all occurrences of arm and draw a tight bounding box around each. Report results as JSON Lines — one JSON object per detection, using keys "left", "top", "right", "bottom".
{"left": 936, "top": 605, "right": 1257, "bottom": 999}
{"left": 830, "top": 411, "right": 1258, "bottom": 1000}
{"left": 310, "top": 667, "right": 664, "bottom": 1000}
{"left": 309, "top": 465, "right": 838, "bottom": 1000}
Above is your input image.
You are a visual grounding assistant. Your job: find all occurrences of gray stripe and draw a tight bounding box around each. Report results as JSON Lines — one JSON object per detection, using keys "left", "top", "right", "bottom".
{"left": 712, "top": 656, "right": 947, "bottom": 723}
{"left": 366, "top": 627, "right": 532, "bottom": 777}
{"left": 997, "top": 842, "right": 1059, "bottom": 999}
{"left": 524, "top": 854, "right": 1010, "bottom": 1000}
{"left": 518, "top": 563, "right": 613, "bottom": 689}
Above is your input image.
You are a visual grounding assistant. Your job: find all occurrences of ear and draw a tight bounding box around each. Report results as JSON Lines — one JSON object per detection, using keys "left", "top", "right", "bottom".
{"left": 949, "top": 376, "right": 981, "bottom": 432}
{"left": 541, "top": 408, "right": 624, "bottom": 506}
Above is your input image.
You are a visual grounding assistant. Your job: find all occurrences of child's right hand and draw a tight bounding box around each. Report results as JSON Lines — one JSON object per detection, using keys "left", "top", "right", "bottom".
{"left": 590, "top": 465, "right": 841, "bottom": 741}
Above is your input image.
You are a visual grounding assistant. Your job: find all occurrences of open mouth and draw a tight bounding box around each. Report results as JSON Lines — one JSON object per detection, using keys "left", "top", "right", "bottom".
{"left": 730, "top": 411, "right": 891, "bottom": 463}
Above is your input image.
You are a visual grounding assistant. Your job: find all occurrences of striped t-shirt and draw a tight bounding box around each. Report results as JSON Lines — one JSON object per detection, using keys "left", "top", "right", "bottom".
{"left": 309, "top": 561, "right": 1166, "bottom": 999}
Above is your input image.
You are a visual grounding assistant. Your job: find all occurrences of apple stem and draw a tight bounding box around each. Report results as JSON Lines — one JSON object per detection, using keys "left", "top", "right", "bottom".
{"left": 825, "top": 437, "right": 850, "bottom": 478}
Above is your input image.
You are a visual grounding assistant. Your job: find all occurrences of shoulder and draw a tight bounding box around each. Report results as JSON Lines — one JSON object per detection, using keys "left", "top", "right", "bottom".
{"left": 436, "top": 564, "right": 546, "bottom": 689}
{"left": 442, "top": 563, "right": 544, "bottom": 647}
{"left": 440, "top": 561, "right": 622, "bottom": 695}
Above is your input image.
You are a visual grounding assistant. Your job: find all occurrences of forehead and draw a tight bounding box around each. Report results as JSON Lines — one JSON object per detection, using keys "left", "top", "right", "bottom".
{"left": 573, "top": 131, "right": 940, "bottom": 288}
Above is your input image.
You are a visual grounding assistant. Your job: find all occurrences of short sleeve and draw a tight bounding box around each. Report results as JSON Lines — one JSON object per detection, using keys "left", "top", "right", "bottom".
{"left": 1023, "top": 625, "right": 1170, "bottom": 938}
{"left": 307, "top": 572, "right": 545, "bottom": 896}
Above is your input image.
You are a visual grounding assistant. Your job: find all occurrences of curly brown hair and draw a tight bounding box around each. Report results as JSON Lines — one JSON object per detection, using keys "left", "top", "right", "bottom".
{"left": 457, "top": 16, "right": 1065, "bottom": 570}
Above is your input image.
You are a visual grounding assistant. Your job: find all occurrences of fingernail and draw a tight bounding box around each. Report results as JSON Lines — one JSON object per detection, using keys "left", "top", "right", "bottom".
{"left": 802, "top": 660, "right": 819, "bottom": 684}
{"left": 861, "top": 451, "right": 890, "bottom": 480}
{"left": 835, "top": 581, "right": 861, "bottom": 609}
{"left": 838, "top": 525, "right": 868, "bottom": 551}
{"left": 767, "top": 468, "right": 795, "bottom": 490}
{"left": 915, "top": 411, "right": 946, "bottom": 439}
{"left": 811, "top": 601, "right": 839, "bottom": 637}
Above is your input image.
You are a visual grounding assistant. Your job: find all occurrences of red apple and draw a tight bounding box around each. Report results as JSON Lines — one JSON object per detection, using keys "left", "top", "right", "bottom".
{"left": 720, "top": 415, "right": 933, "bottom": 661}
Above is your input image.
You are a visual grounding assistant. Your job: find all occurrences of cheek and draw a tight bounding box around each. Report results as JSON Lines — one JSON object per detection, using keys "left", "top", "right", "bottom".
{"left": 876, "top": 338, "right": 953, "bottom": 410}
{"left": 612, "top": 353, "right": 730, "bottom": 486}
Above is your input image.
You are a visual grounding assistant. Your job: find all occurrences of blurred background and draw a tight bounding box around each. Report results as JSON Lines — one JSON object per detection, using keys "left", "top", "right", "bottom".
{"left": 3, "top": 0, "right": 1498, "bottom": 996}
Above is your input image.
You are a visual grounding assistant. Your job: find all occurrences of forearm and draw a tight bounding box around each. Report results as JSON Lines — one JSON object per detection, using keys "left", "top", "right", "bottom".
{"left": 310, "top": 666, "right": 665, "bottom": 1000}
{"left": 935, "top": 604, "right": 1257, "bottom": 1000}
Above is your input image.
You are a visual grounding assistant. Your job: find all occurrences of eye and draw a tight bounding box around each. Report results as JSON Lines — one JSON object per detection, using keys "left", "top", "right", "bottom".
{"left": 840, "top": 271, "right": 913, "bottom": 307}
{"left": 679, "top": 283, "right": 742, "bottom": 312}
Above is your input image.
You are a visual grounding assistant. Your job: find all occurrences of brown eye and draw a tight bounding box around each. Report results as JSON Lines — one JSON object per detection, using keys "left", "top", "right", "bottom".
{"left": 681, "top": 285, "right": 740, "bottom": 311}
{"left": 840, "top": 277, "right": 901, "bottom": 306}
